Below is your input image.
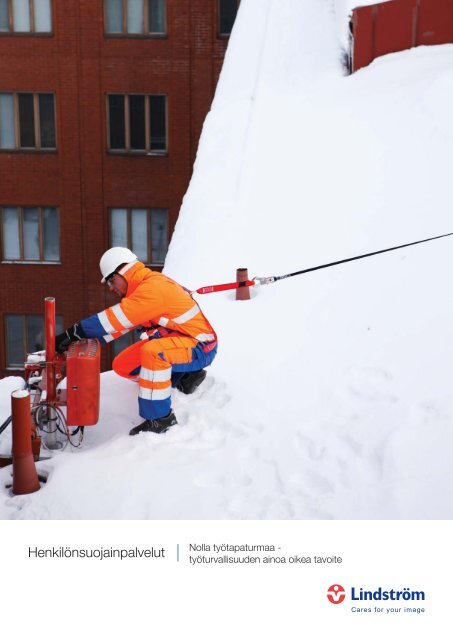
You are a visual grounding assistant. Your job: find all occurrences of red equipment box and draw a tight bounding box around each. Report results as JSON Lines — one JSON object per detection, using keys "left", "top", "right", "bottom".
{"left": 66, "top": 340, "right": 100, "bottom": 427}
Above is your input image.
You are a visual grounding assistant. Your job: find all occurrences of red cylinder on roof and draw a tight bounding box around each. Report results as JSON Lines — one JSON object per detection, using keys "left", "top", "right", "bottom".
{"left": 11, "top": 390, "right": 40, "bottom": 496}
{"left": 236, "top": 268, "right": 251, "bottom": 301}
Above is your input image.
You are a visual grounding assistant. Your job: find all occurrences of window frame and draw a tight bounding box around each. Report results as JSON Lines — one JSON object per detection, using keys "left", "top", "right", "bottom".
{"left": 0, "top": 205, "right": 60, "bottom": 263}
{"left": 108, "top": 206, "right": 169, "bottom": 267}
{"left": 106, "top": 93, "right": 167, "bottom": 155}
{"left": 0, "top": 92, "right": 57, "bottom": 151}
{"left": 0, "top": 0, "right": 53, "bottom": 35}
{"left": 103, "top": 0, "right": 167, "bottom": 38}
{"left": 217, "top": 0, "right": 240, "bottom": 38}
{"left": 4, "top": 313, "right": 63, "bottom": 369}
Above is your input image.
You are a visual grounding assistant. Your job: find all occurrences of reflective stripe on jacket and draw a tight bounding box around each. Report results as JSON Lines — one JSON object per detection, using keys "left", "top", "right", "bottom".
{"left": 80, "top": 261, "right": 216, "bottom": 345}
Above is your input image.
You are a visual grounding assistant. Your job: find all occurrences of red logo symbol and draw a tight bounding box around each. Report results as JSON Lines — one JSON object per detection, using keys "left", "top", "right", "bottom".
{"left": 327, "top": 584, "right": 346, "bottom": 604}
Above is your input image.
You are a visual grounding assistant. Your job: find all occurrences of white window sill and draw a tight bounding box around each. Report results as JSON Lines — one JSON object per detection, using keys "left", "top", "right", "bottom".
{"left": 1, "top": 261, "right": 62, "bottom": 265}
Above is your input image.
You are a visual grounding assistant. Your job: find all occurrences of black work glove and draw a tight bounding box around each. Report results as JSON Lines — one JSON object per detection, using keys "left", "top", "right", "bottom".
{"left": 55, "top": 323, "right": 86, "bottom": 354}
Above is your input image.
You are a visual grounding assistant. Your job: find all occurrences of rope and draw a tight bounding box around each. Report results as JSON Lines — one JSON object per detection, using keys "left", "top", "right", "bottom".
{"left": 269, "top": 231, "right": 453, "bottom": 284}
{"left": 194, "top": 231, "right": 453, "bottom": 294}
{"left": 194, "top": 280, "right": 255, "bottom": 295}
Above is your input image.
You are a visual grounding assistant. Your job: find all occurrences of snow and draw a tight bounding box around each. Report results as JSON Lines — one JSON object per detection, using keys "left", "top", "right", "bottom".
{"left": 335, "top": 0, "right": 391, "bottom": 18}
{"left": 2, "top": 0, "right": 453, "bottom": 519}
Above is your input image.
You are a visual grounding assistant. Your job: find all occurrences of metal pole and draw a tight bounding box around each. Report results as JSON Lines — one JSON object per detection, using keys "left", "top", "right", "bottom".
{"left": 44, "top": 297, "right": 59, "bottom": 449}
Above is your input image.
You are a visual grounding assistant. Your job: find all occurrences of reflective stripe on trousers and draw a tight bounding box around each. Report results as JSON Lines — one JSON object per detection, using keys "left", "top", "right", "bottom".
{"left": 112, "top": 334, "right": 217, "bottom": 419}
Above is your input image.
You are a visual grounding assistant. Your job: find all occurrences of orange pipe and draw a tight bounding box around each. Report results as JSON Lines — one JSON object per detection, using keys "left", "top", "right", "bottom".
{"left": 12, "top": 390, "right": 40, "bottom": 495}
{"left": 235, "top": 268, "right": 251, "bottom": 301}
{"left": 45, "top": 297, "right": 56, "bottom": 403}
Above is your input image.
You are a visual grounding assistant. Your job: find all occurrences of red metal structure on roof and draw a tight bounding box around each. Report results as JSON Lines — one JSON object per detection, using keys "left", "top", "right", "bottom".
{"left": 350, "top": 0, "right": 453, "bottom": 72}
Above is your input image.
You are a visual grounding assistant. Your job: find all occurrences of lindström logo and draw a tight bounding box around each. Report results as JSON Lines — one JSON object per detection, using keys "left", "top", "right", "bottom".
{"left": 327, "top": 584, "right": 346, "bottom": 604}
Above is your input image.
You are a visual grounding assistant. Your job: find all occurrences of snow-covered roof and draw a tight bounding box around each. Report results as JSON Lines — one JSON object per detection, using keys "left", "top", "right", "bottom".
{"left": 2, "top": 0, "right": 453, "bottom": 519}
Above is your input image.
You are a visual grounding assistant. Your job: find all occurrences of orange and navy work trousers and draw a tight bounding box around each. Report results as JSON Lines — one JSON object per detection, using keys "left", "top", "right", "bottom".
{"left": 112, "top": 334, "right": 217, "bottom": 419}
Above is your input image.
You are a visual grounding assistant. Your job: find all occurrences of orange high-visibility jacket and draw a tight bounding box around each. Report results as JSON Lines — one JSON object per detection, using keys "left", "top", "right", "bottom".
{"left": 80, "top": 261, "right": 216, "bottom": 345}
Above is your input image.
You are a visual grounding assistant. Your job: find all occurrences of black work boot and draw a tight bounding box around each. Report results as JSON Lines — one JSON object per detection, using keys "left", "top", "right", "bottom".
{"left": 129, "top": 411, "right": 177, "bottom": 436}
{"left": 176, "top": 369, "right": 207, "bottom": 394}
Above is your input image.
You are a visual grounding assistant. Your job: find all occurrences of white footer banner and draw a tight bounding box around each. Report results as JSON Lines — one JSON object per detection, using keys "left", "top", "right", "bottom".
{"left": 0, "top": 520, "right": 449, "bottom": 639}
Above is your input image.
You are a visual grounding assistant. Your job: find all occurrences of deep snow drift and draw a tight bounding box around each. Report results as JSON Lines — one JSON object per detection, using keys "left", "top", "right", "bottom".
{"left": 1, "top": 0, "right": 453, "bottom": 519}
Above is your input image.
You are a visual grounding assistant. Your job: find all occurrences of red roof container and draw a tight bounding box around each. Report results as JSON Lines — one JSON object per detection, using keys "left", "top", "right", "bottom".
{"left": 66, "top": 339, "right": 100, "bottom": 427}
{"left": 351, "top": 0, "right": 453, "bottom": 72}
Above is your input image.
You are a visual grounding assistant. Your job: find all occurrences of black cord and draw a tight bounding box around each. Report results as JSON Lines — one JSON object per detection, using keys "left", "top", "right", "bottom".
{"left": 275, "top": 231, "right": 453, "bottom": 282}
{"left": 0, "top": 416, "right": 11, "bottom": 437}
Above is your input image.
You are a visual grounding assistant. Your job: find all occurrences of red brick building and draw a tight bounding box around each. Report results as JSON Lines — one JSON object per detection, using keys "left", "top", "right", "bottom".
{"left": 0, "top": 0, "right": 239, "bottom": 375}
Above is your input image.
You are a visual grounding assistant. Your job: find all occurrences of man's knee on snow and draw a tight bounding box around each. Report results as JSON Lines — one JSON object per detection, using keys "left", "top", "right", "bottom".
{"left": 112, "top": 354, "right": 140, "bottom": 379}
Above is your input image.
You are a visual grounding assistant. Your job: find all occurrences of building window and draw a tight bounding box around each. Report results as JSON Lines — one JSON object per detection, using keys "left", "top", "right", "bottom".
{"left": 0, "top": 0, "right": 52, "bottom": 34}
{"left": 0, "top": 92, "right": 56, "bottom": 150}
{"left": 104, "top": 0, "right": 166, "bottom": 36}
{"left": 219, "top": 0, "right": 239, "bottom": 36}
{"left": 110, "top": 207, "right": 169, "bottom": 266}
{"left": 5, "top": 314, "right": 63, "bottom": 368}
{"left": 1, "top": 206, "right": 60, "bottom": 262}
{"left": 107, "top": 94, "right": 166, "bottom": 153}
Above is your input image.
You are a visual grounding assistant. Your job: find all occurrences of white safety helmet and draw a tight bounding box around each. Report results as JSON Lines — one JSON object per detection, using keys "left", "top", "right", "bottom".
{"left": 99, "top": 247, "right": 138, "bottom": 283}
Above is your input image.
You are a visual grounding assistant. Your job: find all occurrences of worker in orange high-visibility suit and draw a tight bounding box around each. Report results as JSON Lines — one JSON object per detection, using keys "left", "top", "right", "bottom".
{"left": 55, "top": 247, "right": 218, "bottom": 435}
